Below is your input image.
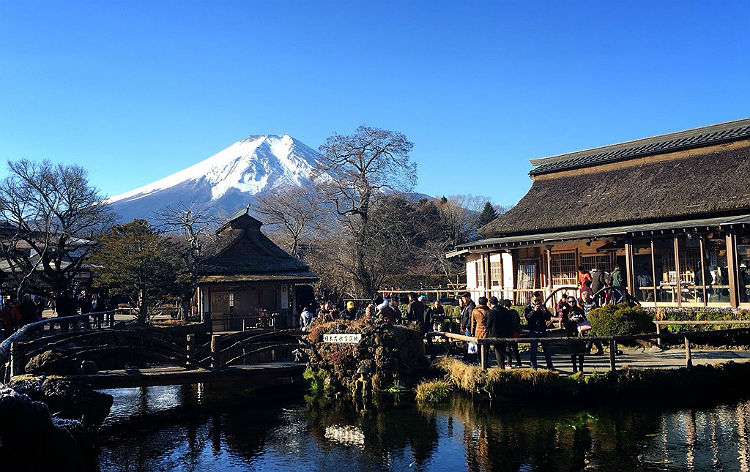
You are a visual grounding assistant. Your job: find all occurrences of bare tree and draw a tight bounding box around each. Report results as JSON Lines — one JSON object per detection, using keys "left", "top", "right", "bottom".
{"left": 0, "top": 159, "right": 113, "bottom": 298}
{"left": 313, "top": 125, "right": 415, "bottom": 297}
{"left": 156, "top": 203, "right": 219, "bottom": 320}
{"left": 250, "top": 180, "right": 321, "bottom": 257}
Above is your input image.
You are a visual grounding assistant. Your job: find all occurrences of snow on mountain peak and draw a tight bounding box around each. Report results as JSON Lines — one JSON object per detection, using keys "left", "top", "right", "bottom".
{"left": 107, "top": 134, "right": 321, "bottom": 204}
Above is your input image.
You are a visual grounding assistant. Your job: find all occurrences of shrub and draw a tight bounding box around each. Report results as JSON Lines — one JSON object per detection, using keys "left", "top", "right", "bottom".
{"left": 415, "top": 380, "right": 453, "bottom": 403}
{"left": 589, "top": 303, "right": 654, "bottom": 336}
{"left": 652, "top": 307, "right": 750, "bottom": 332}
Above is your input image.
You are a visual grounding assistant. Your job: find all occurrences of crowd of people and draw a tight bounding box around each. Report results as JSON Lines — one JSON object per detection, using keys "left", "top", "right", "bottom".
{"left": 299, "top": 293, "right": 446, "bottom": 334}
{"left": 0, "top": 289, "right": 114, "bottom": 341}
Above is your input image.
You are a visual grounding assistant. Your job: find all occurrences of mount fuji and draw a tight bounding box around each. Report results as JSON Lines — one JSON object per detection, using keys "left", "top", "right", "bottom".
{"left": 107, "top": 134, "right": 323, "bottom": 223}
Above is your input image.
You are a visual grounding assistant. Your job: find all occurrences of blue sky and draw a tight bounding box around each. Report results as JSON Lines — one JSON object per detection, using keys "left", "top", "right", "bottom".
{"left": 1, "top": 1, "right": 748, "bottom": 207}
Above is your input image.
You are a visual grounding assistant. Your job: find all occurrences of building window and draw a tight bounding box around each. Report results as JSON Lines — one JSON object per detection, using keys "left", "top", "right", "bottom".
{"left": 705, "top": 233, "right": 730, "bottom": 306}
{"left": 490, "top": 261, "right": 502, "bottom": 286}
{"left": 581, "top": 254, "right": 612, "bottom": 273}
{"left": 476, "top": 260, "right": 485, "bottom": 287}
{"left": 551, "top": 252, "right": 576, "bottom": 286}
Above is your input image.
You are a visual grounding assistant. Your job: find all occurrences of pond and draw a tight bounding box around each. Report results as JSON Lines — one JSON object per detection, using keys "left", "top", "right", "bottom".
{"left": 98, "top": 384, "right": 750, "bottom": 471}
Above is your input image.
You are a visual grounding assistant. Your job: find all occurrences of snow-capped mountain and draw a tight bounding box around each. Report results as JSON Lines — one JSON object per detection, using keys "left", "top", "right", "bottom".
{"left": 108, "top": 134, "right": 322, "bottom": 222}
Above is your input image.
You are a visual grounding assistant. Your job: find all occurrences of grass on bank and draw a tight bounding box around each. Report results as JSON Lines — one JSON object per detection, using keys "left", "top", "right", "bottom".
{"left": 416, "top": 357, "right": 750, "bottom": 402}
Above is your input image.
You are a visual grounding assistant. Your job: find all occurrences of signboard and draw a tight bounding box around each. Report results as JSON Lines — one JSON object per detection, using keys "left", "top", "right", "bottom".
{"left": 323, "top": 333, "right": 362, "bottom": 344}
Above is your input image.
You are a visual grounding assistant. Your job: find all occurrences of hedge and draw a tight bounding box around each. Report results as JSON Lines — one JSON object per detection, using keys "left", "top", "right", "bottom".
{"left": 588, "top": 303, "right": 654, "bottom": 336}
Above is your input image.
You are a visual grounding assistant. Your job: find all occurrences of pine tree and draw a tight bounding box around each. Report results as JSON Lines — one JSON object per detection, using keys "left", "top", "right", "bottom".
{"left": 477, "top": 201, "right": 498, "bottom": 227}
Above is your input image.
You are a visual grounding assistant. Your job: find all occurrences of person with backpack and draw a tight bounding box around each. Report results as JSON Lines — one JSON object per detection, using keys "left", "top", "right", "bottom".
{"left": 487, "top": 296, "right": 514, "bottom": 368}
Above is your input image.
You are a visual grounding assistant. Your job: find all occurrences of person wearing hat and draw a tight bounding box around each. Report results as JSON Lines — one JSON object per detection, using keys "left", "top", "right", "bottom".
{"left": 341, "top": 301, "right": 357, "bottom": 321}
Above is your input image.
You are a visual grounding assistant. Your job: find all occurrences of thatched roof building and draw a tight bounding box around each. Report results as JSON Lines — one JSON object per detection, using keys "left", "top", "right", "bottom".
{"left": 194, "top": 209, "right": 317, "bottom": 331}
{"left": 454, "top": 119, "right": 750, "bottom": 309}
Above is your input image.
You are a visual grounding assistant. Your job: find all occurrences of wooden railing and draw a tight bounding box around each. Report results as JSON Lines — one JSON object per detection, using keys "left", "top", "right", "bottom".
{"left": 0, "top": 309, "right": 138, "bottom": 382}
{"left": 438, "top": 327, "right": 750, "bottom": 371}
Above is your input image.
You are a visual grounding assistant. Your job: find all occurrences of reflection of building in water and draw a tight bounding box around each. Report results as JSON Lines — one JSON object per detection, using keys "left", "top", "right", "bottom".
{"left": 642, "top": 400, "right": 750, "bottom": 471}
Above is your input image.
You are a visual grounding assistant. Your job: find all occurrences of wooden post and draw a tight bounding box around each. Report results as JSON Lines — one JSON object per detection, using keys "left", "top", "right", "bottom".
{"left": 479, "top": 343, "right": 487, "bottom": 370}
{"left": 242, "top": 318, "right": 247, "bottom": 332}
{"left": 186, "top": 334, "right": 194, "bottom": 368}
{"left": 656, "top": 323, "right": 661, "bottom": 347}
{"left": 651, "top": 239, "right": 658, "bottom": 303}
{"left": 499, "top": 252, "right": 505, "bottom": 300}
{"left": 685, "top": 336, "right": 692, "bottom": 368}
{"left": 545, "top": 246, "right": 553, "bottom": 305}
{"left": 625, "top": 240, "right": 634, "bottom": 298}
{"left": 210, "top": 334, "right": 220, "bottom": 371}
{"left": 674, "top": 235, "right": 682, "bottom": 307}
{"left": 726, "top": 232, "right": 739, "bottom": 309}
{"left": 699, "top": 235, "right": 708, "bottom": 307}
{"left": 485, "top": 252, "right": 492, "bottom": 298}
{"left": 609, "top": 338, "right": 617, "bottom": 372}
{"left": 109, "top": 310, "right": 115, "bottom": 328}
{"left": 10, "top": 341, "right": 23, "bottom": 376}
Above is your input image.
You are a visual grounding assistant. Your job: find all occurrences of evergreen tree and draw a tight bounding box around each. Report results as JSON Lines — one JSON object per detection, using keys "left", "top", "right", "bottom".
{"left": 477, "top": 201, "right": 498, "bottom": 227}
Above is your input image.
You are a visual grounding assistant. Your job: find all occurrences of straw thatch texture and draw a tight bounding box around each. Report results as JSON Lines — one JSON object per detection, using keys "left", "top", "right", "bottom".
{"left": 481, "top": 144, "right": 750, "bottom": 237}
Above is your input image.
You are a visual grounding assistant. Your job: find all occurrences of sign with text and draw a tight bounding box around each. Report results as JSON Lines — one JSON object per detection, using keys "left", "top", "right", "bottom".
{"left": 323, "top": 333, "right": 362, "bottom": 344}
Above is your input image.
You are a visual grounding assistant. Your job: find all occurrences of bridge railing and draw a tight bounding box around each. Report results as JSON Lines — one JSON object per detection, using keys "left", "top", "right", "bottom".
{"left": 0, "top": 309, "right": 137, "bottom": 383}
{"left": 437, "top": 326, "right": 750, "bottom": 371}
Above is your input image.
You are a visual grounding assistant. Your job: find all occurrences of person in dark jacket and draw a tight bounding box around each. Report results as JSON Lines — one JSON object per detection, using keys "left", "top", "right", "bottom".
{"left": 427, "top": 300, "right": 445, "bottom": 332}
{"left": 503, "top": 299, "right": 523, "bottom": 367}
{"left": 341, "top": 301, "right": 357, "bottom": 321}
{"left": 524, "top": 291, "right": 554, "bottom": 370}
{"left": 459, "top": 293, "right": 475, "bottom": 333}
{"left": 407, "top": 293, "right": 426, "bottom": 326}
{"left": 487, "top": 297, "right": 514, "bottom": 368}
{"left": 19, "top": 294, "right": 37, "bottom": 326}
{"left": 590, "top": 267, "right": 607, "bottom": 306}
{"left": 561, "top": 296, "right": 587, "bottom": 373}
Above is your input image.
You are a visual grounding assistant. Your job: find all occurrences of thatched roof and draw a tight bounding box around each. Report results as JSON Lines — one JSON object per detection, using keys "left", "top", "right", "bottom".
{"left": 197, "top": 211, "right": 317, "bottom": 279}
{"left": 481, "top": 120, "right": 750, "bottom": 238}
{"left": 529, "top": 118, "right": 750, "bottom": 176}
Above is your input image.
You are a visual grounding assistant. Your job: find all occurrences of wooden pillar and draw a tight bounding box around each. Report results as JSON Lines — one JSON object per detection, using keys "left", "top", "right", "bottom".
{"left": 545, "top": 246, "right": 553, "bottom": 303}
{"left": 484, "top": 252, "right": 492, "bottom": 298}
{"left": 685, "top": 336, "right": 692, "bottom": 368}
{"left": 650, "top": 238, "right": 658, "bottom": 303}
{"left": 10, "top": 341, "right": 23, "bottom": 376}
{"left": 624, "top": 239, "right": 635, "bottom": 297}
{"left": 498, "top": 252, "right": 505, "bottom": 300}
{"left": 609, "top": 338, "right": 617, "bottom": 372}
{"left": 210, "top": 334, "right": 220, "bottom": 371}
{"left": 727, "top": 231, "right": 739, "bottom": 308}
{"left": 186, "top": 334, "right": 195, "bottom": 368}
{"left": 479, "top": 343, "right": 487, "bottom": 370}
{"left": 699, "top": 235, "right": 708, "bottom": 307}
{"left": 674, "top": 235, "right": 682, "bottom": 307}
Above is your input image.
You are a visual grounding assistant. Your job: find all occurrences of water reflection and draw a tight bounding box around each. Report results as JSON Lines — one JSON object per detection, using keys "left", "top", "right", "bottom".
{"left": 98, "top": 386, "right": 750, "bottom": 472}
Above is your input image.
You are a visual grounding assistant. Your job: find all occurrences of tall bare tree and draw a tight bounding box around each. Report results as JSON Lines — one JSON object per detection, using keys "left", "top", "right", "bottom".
{"left": 0, "top": 159, "right": 113, "bottom": 298}
{"left": 250, "top": 180, "right": 321, "bottom": 257}
{"left": 156, "top": 203, "right": 218, "bottom": 320}
{"left": 314, "top": 125, "right": 415, "bottom": 297}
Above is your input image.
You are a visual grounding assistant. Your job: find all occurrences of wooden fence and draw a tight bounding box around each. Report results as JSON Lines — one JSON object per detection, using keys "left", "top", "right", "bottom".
{"left": 438, "top": 324, "right": 750, "bottom": 371}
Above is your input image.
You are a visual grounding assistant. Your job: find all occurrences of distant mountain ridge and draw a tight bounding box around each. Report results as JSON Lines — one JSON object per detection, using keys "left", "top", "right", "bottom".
{"left": 108, "top": 134, "right": 323, "bottom": 222}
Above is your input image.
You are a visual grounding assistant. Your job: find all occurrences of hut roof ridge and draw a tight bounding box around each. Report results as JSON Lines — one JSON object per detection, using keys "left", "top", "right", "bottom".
{"left": 529, "top": 118, "right": 750, "bottom": 176}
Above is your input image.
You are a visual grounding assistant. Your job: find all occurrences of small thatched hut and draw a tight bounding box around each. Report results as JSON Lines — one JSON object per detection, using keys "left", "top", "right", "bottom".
{"left": 452, "top": 118, "right": 750, "bottom": 309}
{"left": 194, "top": 209, "right": 317, "bottom": 331}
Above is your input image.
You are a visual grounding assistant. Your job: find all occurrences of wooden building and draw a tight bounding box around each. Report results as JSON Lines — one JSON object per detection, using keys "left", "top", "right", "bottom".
{"left": 452, "top": 118, "right": 750, "bottom": 309}
{"left": 195, "top": 210, "right": 318, "bottom": 331}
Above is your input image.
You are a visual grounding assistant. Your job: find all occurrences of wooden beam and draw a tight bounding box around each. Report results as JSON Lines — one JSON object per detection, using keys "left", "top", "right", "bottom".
{"left": 674, "top": 235, "right": 682, "bottom": 307}
{"left": 651, "top": 238, "right": 658, "bottom": 303}
{"left": 624, "top": 239, "right": 634, "bottom": 297}
{"left": 484, "top": 252, "right": 492, "bottom": 298}
{"left": 699, "top": 235, "right": 707, "bottom": 307}
{"left": 727, "top": 231, "right": 739, "bottom": 308}
{"left": 545, "top": 246, "right": 553, "bottom": 301}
